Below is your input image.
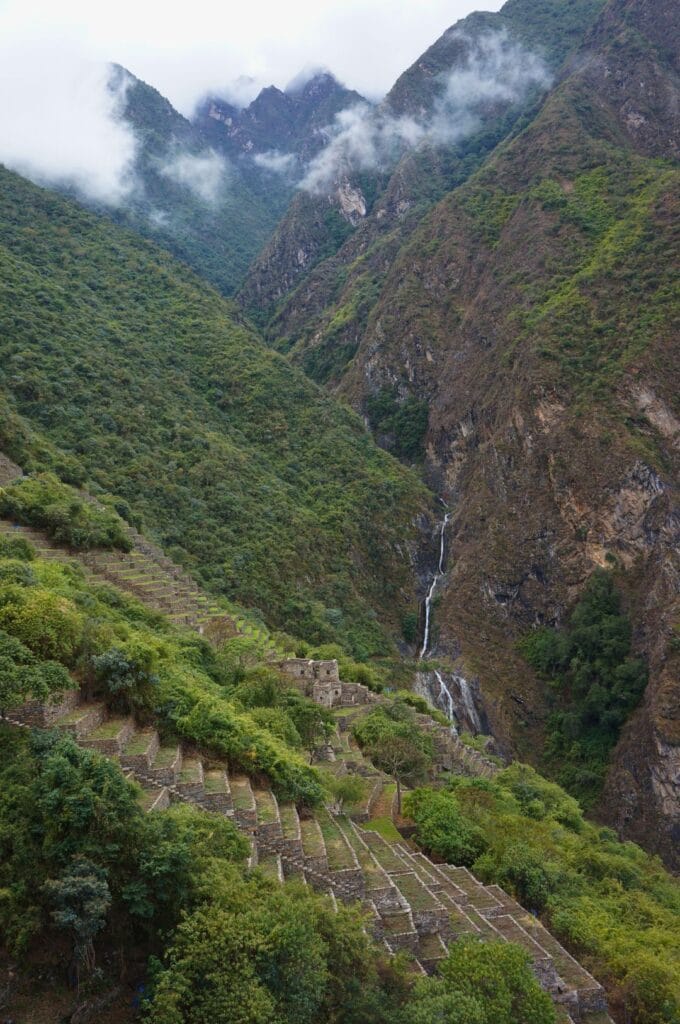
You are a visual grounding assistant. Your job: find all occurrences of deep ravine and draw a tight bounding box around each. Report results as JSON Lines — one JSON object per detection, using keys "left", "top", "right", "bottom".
{"left": 418, "top": 503, "right": 486, "bottom": 737}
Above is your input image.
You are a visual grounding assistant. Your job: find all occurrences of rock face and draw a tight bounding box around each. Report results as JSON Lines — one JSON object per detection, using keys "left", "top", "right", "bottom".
{"left": 241, "top": 0, "right": 680, "bottom": 868}
{"left": 196, "top": 72, "right": 365, "bottom": 165}
{"left": 239, "top": 0, "right": 607, "bottom": 364}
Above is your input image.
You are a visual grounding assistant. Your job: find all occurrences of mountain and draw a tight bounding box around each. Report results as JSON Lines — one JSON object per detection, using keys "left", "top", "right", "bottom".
{"left": 54, "top": 67, "right": 364, "bottom": 297}
{"left": 1, "top": 2, "right": 680, "bottom": 1020}
{"left": 0, "top": 164, "right": 433, "bottom": 656}
{"left": 239, "top": 0, "right": 680, "bottom": 868}
{"left": 195, "top": 70, "right": 366, "bottom": 165}
{"left": 239, "top": 0, "right": 607, "bottom": 342}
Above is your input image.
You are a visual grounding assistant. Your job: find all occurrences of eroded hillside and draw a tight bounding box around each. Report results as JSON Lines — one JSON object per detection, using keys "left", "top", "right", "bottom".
{"left": 240, "top": 0, "right": 680, "bottom": 868}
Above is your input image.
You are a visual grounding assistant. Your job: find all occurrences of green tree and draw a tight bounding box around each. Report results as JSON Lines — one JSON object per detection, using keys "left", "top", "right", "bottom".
{"left": 521, "top": 570, "right": 647, "bottom": 803}
{"left": 294, "top": 702, "right": 335, "bottom": 764}
{"left": 0, "top": 628, "right": 71, "bottom": 717}
{"left": 354, "top": 706, "right": 433, "bottom": 814}
{"left": 43, "top": 857, "right": 111, "bottom": 981}
{"left": 92, "top": 642, "right": 159, "bottom": 712}
{"left": 145, "top": 877, "right": 390, "bottom": 1024}
{"left": 400, "top": 938, "right": 556, "bottom": 1024}
{"left": 0, "top": 587, "right": 83, "bottom": 663}
{"left": 404, "top": 788, "right": 487, "bottom": 867}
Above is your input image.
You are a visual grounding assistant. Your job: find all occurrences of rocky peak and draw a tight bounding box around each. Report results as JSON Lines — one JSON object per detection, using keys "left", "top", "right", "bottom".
{"left": 195, "top": 70, "right": 365, "bottom": 161}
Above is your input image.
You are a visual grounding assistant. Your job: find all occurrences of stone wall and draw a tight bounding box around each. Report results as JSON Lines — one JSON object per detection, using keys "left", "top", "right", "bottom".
{"left": 280, "top": 658, "right": 340, "bottom": 684}
{"left": 279, "top": 658, "right": 377, "bottom": 709}
{"left": 0, "top": 453, "right": 22, "bottom": 488}
{"left": 8, "top": 689, "right": 79, "bottom": 727}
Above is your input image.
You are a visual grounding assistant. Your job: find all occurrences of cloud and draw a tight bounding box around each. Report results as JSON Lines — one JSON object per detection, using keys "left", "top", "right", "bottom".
{"left": 253, "top": 150, "right": 297, "bottom": 176}
{"left": 0, "top": 42, "right": 136, "bottom": 204}
{"left": 429, "top": 29, "right": 552, "bottom": 143}
{"left": 0, "top": 0, "right": 505, "bottom": 118}
{"left": 301, "top": 103, "right": 421, "bottom": 193}
{"left": 285, "top": 65, "right": 333, "bottom": 93}
{"left": 159, "top": 149, "right": 229, "bottom": 203}
{"left": 300, "top": 30, "right": 551, "bottom": 193}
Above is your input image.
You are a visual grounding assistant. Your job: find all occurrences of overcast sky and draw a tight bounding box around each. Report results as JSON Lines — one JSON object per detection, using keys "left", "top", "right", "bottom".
{"left": 1, "top": 0, "right": 504, "bottom": 112}
{"left": 0, "top": 0, "right": 510, "bottom": 203}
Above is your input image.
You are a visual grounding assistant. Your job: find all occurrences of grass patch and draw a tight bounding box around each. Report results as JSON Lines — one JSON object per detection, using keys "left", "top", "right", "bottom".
{"left": 362, "top": 816, "right": 402, "bottom": 843}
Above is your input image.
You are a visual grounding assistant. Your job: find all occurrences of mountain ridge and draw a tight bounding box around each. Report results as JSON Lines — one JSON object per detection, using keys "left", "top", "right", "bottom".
{"left": 238, "top": 0, "right": 680, "bottom": 868}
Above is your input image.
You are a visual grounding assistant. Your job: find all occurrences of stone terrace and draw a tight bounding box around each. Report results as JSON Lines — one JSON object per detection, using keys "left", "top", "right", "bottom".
{"left": 7, "top": 686, "right": 613, "bottom": 1024}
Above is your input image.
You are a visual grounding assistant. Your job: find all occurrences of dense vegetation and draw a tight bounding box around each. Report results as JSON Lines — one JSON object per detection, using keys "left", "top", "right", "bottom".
{"left": 0, "top": 540, "right": 324, "bottom": 803}
{"left": 0, "top": 165, "right": 432, "bottom": 657}
{"left": 0, "top": 726, "right": 552, "bottom": 1022}
{"left": 399, "top": 938, "right": 556, "bottom": 1024}
{"left": 521, "top": 570, "right": 647, "bottom": 805}
{"left": 406, "top": 766, "right": 680, "bottom": 1024}
{"left": 0, "top": 726, "right": 249, "bottom": 962}
{"left": 353, "top": 702, "right": 434, "bottom": 813}
{"left": 0, "top": 473, "right": 132, "bottom": 551}
{"left": 366, "top": 389, "right": 431, "bottom": 462}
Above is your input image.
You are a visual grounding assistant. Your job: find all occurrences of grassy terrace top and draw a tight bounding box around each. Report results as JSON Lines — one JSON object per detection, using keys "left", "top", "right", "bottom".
{"left": 0, "top": 166, "right": 432, "bottom": 655}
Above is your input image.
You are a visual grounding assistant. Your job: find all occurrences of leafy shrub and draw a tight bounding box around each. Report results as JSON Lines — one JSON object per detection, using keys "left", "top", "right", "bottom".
{"left": 0, "top": 627, "right": 71, "bottom": 715}
{"left": 0, "top": 535, "right": 34, "bottom": 561}
{"left": 0, "top": 559, "right": 37, "bottom": 587}
{"left": 406, "top": 766, "right": 680, "bottom": 1024}
{"left": 398, "top": 690, "right": 450, "bottom": 726}
{"left": 398, "top": 937, "right": 556, "bottom": 1024}
{"left": 145, "top": 871, "right": 401, "bottom": 1024}
{"left": 405, "top": 788, "right": 488, "bottom": 867}
{"left": 0, "top": 474, "right": 131, "bottom": 551}
{"left": 0, "top": 586, "right": 83, "bottom": 663}
{"left": 0, "top": 727, "right": 248, "bottom": 958}
{"left": 92, "top": 642, "right": 160, "bottom": 712}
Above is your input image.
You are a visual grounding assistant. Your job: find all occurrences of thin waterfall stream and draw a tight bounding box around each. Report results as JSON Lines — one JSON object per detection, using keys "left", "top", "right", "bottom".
{"left": 434, "top": 669, "right": 458, "bottom": 735}
{"left": 415, "top": 504, "right": 486, "bottom": 737}
{"left": 419, "top": 505, "right": 452, "bottom": 658}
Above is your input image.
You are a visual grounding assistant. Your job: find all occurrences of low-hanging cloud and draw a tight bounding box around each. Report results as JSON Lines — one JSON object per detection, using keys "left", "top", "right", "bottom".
{"left": 159, "top": 149, "right": 229, "bottom": 203}
{"left": 254, "top": 150, "right": 298, "bottom": 176}
{"left": 0, "top": 43, "right": 137, "bottom": 204}
{"left": 301, "top": 103, "right": 422, "bottom": 192}
{"left": 301, "top": 30, "right": 551, "bottom": 194}
{"left": 430, "top": 29, "right": 551, "bottom": 142}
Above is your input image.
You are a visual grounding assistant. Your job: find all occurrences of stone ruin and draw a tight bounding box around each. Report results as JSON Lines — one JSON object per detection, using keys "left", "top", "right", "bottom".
{"left": 278, "top": 658, "right": 380, "bottom": 708}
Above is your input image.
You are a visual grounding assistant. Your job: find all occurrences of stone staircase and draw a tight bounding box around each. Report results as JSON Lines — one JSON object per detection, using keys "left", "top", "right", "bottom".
{"left": 0, "top": 464, "right": 610, "bottom": 1021}
{"left": 6, "top": 689, "right": 612, "bottom": 1023}
{"left": 0, "top": 517, "right": 281, "bottom": 652}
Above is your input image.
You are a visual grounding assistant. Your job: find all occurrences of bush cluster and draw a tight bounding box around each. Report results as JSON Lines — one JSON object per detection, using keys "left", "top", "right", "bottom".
{"left": 0, "top": 473, "right": 131, "bottom": 551}
{"left": 406, "top": 765, "right": 680, "bottom": 1023}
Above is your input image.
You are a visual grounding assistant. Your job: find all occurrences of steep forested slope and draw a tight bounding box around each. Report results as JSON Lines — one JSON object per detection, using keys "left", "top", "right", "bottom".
{"left": 239, "top": 0, "right": 607, "bottom": 356}
{"left": 242, "top": 0, "right": 680, "bottom": 867}
{"left": 0, "top": 165, "right": 433, "bottom": 655}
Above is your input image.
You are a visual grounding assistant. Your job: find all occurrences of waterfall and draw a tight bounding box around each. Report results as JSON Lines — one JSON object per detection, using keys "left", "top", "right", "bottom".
{"left": 434, "top": 669, "right": 458, "bottom": 735}
{"left": 414, "top": 668, "right": 485, "bottom": 737}
{"left": 456, "top": 675, "right": 482, "bottom": 733}
{"left": 419, "top": 508, "right": 452, "bottom": 659}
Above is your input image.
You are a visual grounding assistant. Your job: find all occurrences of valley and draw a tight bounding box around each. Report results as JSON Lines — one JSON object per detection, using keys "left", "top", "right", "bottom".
{"left": 0, "top": 0, "right": 678, "bottom": 1020}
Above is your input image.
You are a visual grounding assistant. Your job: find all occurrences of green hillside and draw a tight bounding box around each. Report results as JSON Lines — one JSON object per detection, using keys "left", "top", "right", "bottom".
{"left": 0, "top": 165, "right": 432, "bottom": 655}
